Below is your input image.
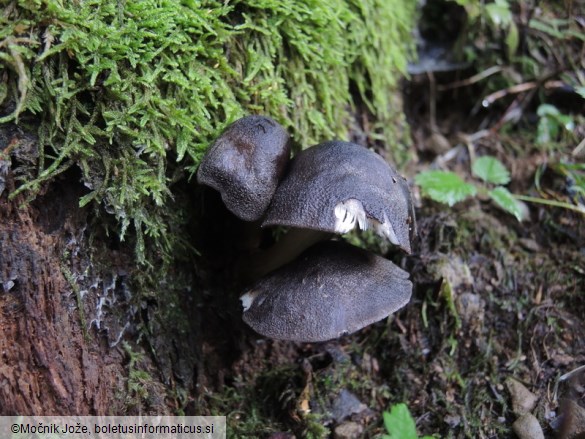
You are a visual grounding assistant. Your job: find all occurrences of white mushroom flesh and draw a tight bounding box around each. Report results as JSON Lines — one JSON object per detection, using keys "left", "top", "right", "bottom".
{"left": 334, "top": 200, "right": 400, "bottom": 246}
{"left": 334, "top": 199, "right": 368, "bottom": 233}
{"left": 372, "top": 212, "right": 400, "bottom": 246}
{"left": 240, "top": 290, "right": 260, "bottom": 312}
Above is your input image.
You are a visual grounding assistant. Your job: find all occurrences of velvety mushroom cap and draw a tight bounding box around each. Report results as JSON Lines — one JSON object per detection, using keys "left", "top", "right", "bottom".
{"left": 197, "top": 115, "right": 291, "bottom": 221}
{"left": 240, "top": 241, "right": 412, "bottom": 342}
{"left": 262, "top": 141, "right": 415, "bottom": 253}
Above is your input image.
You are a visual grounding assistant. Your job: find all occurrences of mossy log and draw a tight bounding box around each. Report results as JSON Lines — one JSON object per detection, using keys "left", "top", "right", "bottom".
{"left": 0, "top": 0, "right": 415, "bottom": 415}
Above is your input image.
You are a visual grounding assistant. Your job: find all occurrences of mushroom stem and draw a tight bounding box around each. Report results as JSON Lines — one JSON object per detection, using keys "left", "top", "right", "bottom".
{"left": 238, "top": 228, "right": 332, "bottom": 281}
{"left": 235, "top": 220, "right": 264, "bottom": 252}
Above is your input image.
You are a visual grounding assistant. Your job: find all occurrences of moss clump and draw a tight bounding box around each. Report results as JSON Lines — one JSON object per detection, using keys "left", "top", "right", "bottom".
{"left": 1, "top": 0, "right": 415, "bottom": 263}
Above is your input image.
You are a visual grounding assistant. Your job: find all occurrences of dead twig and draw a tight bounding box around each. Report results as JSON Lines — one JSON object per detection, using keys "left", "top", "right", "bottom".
{"left": 437, "top": 66, "right": 505, "bottom": 91}
{"left": 481, "top": 80, "right": 566, "bottom": 107}
{"left": 572, "top": 137, "right": 585, "bottom": 157}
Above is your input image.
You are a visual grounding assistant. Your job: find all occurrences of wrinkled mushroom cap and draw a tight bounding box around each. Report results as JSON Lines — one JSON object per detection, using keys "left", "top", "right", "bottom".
{"left": 240, "top": 241, "right": 412, "bottom": 342}
{"left": 262, "top": 141, "right": 415, "bottom": 253}
{"left": 197, "top": 115, "right": 291, "bottom": 221}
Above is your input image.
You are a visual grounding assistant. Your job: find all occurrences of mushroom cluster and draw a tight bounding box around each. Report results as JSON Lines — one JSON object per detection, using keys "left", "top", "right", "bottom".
{"left": 197, "top": 115, "right": 415, "bottom": 342}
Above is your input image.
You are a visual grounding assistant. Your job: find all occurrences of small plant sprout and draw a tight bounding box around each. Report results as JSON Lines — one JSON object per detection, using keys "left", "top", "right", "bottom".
{"left": 413, "top": 171, "right": 477, "bottom": 207}
{"left": 484, "top": 0, "right": 519, "bottom": 59}
{"left": 416, "top": 155, "right": 526, "bottom": 221}
{"left": 382, "top": 403, "right": 434, "bottom": 439}
{"left": 416, "top": 154, "right": 585, "bottom": 218}
{"left": 536, "top": 104, "right": 576, "bottom": 147}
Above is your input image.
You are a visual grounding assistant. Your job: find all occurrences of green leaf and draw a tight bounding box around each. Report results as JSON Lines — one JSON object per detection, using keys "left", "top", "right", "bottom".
{"left": 529, "top": 19, "right": 564, "bottom": 39}
{"left": 537, "top": 115, "right": 555, "bottom": 145}
{"left": 537, "top": 103, "right": 560, "bottom": 117}
{"left": 506, "top": 21, "right": 519, "bottom": 58}
{"left": 383, "top": 403, "right": 419, "bottom": 439}
{"left": 489, "top": 187, "right": 524, "bottom": 221}
{"left": 485, "top": 0, "right": 512, "bottom": 28}
{"left": 536, "top": 104, "right": 575, "bottom": 145}
{"left": 472, "top": 156, "right": 511, "bottom": 185}
{"left": 415, "top": 171, "right": 477, "bottom": 206}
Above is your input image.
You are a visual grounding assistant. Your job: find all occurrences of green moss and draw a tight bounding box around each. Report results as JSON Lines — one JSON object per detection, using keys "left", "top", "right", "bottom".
{"left": 206, "top": 368, "right": 300, "bottom": 437}
{"left": 1, "top": 0, "right": 415, "bottom": 265}
{"left": 123, "top": 341, "right": 155, "bottom": 410}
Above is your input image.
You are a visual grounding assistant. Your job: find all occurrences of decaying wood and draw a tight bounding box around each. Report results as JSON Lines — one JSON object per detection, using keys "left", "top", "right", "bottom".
{"left": 0, "top": 171, "right": 128, "bottom": 414}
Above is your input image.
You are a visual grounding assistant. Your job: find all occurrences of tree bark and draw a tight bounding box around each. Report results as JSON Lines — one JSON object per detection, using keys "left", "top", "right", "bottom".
{"left": 0, "top": 160, "right": 131, "bottom": 414}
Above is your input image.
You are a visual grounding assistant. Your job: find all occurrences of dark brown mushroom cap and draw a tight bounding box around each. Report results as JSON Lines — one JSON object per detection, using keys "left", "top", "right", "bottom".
{"left": 197, "top": 115, "right": 291, "bottom": 221}
{"left": 262, "top": 141, "right": 415, "bottom": 253}
{"left": 240, "top": 241, "right": 412, "bottom": 342}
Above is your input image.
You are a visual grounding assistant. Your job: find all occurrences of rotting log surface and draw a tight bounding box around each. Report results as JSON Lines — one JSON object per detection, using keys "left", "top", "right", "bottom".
{"left": 0, "top": 172, "right": 126, "bottom": 415}
{"left": 0, "top": 127, "right": 209, "bottom": 416}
